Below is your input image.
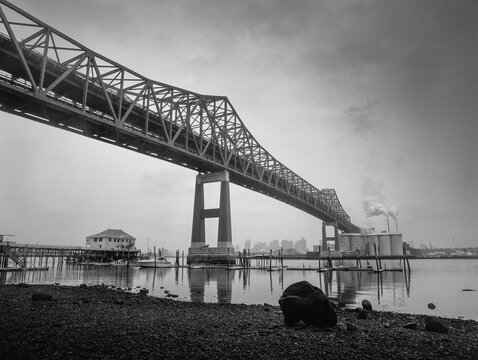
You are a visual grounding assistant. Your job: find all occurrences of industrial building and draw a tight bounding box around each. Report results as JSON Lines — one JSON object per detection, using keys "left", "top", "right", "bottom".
{"left": 338, "top": 232, "right": 403, "bottom": 256}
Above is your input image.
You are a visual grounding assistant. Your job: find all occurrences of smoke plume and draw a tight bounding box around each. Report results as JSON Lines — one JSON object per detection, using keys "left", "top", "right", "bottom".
{"left": 361, "top": 177, "right": 399, "bottom": 219}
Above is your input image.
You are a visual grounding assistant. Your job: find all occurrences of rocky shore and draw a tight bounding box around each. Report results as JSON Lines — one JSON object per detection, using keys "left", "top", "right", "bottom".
{"left": 1, "top": 284, "right": 477, "bottom": 359}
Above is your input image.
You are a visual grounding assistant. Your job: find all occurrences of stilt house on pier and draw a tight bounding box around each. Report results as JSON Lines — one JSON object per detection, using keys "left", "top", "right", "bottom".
{"left": 86, "top": 229, "right": 136, "bottom": 251}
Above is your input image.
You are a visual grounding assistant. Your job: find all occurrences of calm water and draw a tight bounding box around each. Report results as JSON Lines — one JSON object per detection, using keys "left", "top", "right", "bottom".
{"left": 1, "top": 258, "right": 477, "bottom": 320}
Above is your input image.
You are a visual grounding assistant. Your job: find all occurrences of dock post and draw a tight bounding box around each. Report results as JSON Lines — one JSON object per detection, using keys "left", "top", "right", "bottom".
{"left": 318, "top": 245, "right": 322, "bottom": 270}
{"left": 327, "top": 247, "right": 332, "bottom": 269}
{"left": 373, "top": 243, "right": 380, "bottom": 271}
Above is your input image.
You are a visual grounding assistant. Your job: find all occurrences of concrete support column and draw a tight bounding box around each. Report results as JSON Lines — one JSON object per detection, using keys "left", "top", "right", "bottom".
{"left": 190, "top": 182, "right": 206, "bottom": 248}
{"left": 322, "top": 221, "right": 339, "bottom": 251}
{"left": 217, "top": 179, "right": 232, "bottom": 248}
{"left": 189, "top": 170, "right": 233, "bottom": 255}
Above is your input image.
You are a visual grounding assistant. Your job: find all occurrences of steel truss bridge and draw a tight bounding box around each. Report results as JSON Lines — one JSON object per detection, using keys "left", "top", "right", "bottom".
{"left": 0, "top": 1, "right": 360, "bottom": 233}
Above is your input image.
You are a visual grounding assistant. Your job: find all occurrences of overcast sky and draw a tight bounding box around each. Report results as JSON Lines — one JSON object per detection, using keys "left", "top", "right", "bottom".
{"left": 0, "top": 0, "right": 476, "bottom": 252}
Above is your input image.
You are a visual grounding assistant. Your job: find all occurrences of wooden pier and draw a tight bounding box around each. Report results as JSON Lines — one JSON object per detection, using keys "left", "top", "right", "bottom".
{"left": 0, "top": 242, "right": 141, "bottom": 271}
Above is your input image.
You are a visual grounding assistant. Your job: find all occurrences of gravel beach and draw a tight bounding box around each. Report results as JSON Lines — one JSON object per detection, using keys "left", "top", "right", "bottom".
{"left": 1, "top": 284, "right": 477, "bottom": 359}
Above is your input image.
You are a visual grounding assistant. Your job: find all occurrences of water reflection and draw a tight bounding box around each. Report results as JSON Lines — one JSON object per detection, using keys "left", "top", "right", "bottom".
{"left": 0, "top": 263, "right": 410, "bottom": 308}
{"left": 188, "top": 268, "right": 235, "bottom": 303}
{"left": 1, "top": 259, "right": 477, "bottom": 320}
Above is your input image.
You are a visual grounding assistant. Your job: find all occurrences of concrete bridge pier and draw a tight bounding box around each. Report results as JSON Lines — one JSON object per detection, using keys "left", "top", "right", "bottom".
{"left": 187, "top": 170, "right": 236, "bottom": 265}
{"left": 322, "top": 221, "right": 339, "bottom": 251}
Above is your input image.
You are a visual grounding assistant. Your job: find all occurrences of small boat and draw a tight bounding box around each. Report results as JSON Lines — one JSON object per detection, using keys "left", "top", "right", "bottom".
{"left": 111, "top": 259, "right": 135, "bottom": 266}
{"left": 134, "top": 256, "right": 173, "bottom": 268}
{"left": 266, "top": 266, "right": 287, "bottom": 272}
{"left": 188, "top": 264, "right": 208, "bottom": 269}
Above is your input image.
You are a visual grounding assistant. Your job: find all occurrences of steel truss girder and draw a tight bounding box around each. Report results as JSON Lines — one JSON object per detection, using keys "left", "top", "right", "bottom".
{"left": 0, "top": 0, "right": 360, "bottom": 233}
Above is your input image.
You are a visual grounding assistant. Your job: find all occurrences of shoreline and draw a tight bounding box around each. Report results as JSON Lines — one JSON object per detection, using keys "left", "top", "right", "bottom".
{"left": 1, "top": 284, "right": 477, "bottom": 359}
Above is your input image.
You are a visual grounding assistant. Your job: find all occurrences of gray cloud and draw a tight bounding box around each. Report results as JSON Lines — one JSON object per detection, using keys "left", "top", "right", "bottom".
{"left": 343, "top": 100, "right": 378, "bottom": 134}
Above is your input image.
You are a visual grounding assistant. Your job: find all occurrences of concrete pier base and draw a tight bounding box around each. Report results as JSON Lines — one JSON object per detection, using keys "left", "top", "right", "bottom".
{"left": 187, "top": 247, "right": 236, "bottom": 265}
{"left": 187, "top": 170, "right": 236, "bottom": 265}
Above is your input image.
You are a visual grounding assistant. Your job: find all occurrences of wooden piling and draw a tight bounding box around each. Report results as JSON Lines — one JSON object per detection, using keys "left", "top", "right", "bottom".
{"left": 318, "top": 245, "right": 322, "bottom": 270}
{"left": 327, "top": 247, "right": 332, "bottom": 269}
{"left": 373, "top": 243, "right": 380, "bottom": 271}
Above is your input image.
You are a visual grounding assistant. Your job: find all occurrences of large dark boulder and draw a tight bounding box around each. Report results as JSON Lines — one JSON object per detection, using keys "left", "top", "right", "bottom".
{"left": 278, "top": 281, "right": 337, "bottom": 327}
{"left": 425, "top": 316, "right": 449, "bottom": 334}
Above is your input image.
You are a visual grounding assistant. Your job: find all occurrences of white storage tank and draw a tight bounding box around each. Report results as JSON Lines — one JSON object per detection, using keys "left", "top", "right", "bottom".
{"left": 390, "top": 234, "right": 403, "bottom": 256}
{"left": 350, "top": 234, "right": 363, "bottom": 253}
{"left": 338, "top": 234, "right": 351, "bottom": 252}
{"left": 366, "top": 235, "right": 378, "bottom": 256}
{"left": 378, "top": 234, "right": 392, "bottom": 256}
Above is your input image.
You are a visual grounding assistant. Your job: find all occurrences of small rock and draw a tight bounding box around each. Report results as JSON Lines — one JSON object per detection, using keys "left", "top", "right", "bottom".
{"left": 362, "top": 299, "right": 372, "bottom": 311}
{"left": 293, "top": 320, "right": 307, "bottom": 329}
{"left": 356, "top": 308, "right": 368, "bottom": 320}
{"left": 425, "top": 316, "right": 449, "bottom": 334}
{"left": 403, "top": 321, "right": 418, "bottom": 329}
{"left": 139, "top": 288, "right": 149, "bottom": 295}
{"left": 428, "top": 303, "right": 436, "bottom": 310}
{"left": 338, "top": 301, "right": 346, "bottom": 308}
{"left": 336, "top": 323, "right": 347, "bottom": 331}
{"left": 79, "top": 284, "right": 87, "bottom": 289}
{"left": 462, "top": 289, "right": 476, "bottom": 291}
{"left": 32, "top": 293, "right": 53, "bottom": 301}
{"left": 346, "top": 322, "right": 358, "bottom": 331}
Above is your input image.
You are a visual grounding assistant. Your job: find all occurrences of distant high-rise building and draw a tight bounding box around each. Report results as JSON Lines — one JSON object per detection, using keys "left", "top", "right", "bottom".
{"left": 270, "top": 239, "right": 280, "bottom": 251}
{"left": 295, "top": 237, "right": 308, "bottom": 252}
{"left": 281, "top": 239, "right": 293, "bottom": 249}
{"left": 244, "top": 239, "right": 251, "bottom": 250}
{"left": 252, "top": 241, "right": 268, "bottom": 253}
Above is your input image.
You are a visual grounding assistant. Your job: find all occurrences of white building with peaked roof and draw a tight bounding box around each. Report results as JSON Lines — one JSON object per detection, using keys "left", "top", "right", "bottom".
{"left": 86, "top": 229, "right": 136, "bottom": 251}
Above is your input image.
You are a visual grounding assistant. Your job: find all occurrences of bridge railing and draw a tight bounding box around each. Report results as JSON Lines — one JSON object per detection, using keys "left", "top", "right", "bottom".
{"left": 0, "top": 0, "right": 360, "bottom": 232}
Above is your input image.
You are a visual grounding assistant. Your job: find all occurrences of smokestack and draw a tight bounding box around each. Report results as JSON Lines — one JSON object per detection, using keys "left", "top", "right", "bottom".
{"left": 395, "top": 217, "right": 399, "bottom": 232}
{"left": 386, "top": 216, "right": 390, "bottom": 233}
